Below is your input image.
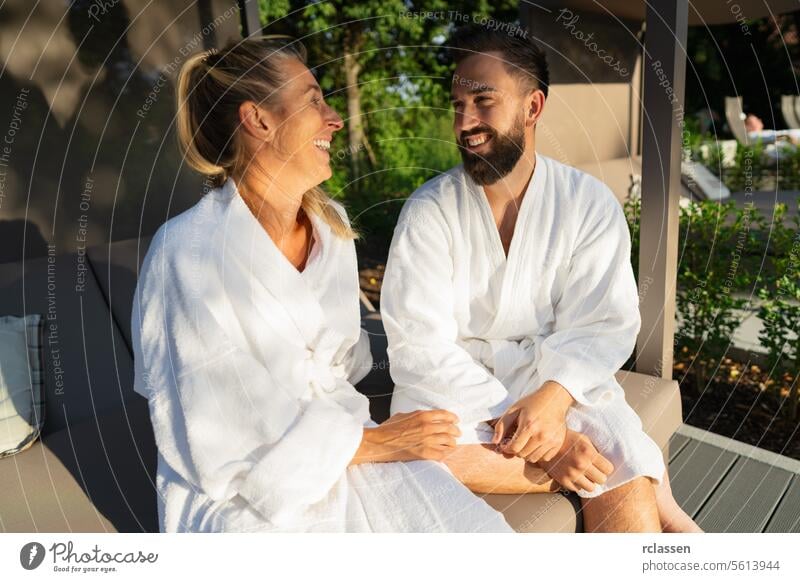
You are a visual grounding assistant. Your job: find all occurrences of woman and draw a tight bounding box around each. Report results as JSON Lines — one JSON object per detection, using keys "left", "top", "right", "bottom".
{"left": 130, "top": 36, "right": 513, "bottom": 532}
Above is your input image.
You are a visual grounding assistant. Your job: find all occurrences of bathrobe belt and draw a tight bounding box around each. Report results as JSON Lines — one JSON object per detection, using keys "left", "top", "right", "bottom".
{"left": 462, "top": 335, "right": 545, "bottom": 378}
{"left": 301, "top": 327, "right": 350, "bottom": 399}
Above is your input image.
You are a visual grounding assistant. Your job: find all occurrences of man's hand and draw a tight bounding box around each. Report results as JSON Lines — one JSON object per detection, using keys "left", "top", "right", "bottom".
{"left": 491, "top": 381, "right": 575, "bottom": 463}
{"left": 537, "top": 429, "right": 614, "bottom": 494}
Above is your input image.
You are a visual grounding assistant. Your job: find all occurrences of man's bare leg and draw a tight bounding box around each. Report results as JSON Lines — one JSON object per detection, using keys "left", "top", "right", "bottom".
{"left": 442, "top": 443, "right": 559, "bottom": 494}
{"left": 443, "top": 428, "right": 614, "bottom": 495}
{"left": 654, "top": 469, "right": 704, "bottom": 532}
{"left": 581, "top": 476, "right": 661, "bottom": 532}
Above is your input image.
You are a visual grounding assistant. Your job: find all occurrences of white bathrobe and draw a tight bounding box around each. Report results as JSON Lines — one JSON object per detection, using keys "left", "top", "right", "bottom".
{"left": 131, "top": 177, "right": 512, "bottom": 532}
{"left": 381, "top": 152, "right": 665, "bottom": 498}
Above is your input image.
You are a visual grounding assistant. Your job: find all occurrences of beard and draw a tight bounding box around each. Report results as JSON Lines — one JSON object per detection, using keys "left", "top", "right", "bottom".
{"left": 459, "top": 113, "right": 526, "bottom": 186}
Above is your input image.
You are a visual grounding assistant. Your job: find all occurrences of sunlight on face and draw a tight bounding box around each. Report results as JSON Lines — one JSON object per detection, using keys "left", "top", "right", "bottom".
{"left": 266, "top": 58, "right": 344, "bottom": 189}
{"left": 450, "top": 52, "right": 529, "bottom": 184}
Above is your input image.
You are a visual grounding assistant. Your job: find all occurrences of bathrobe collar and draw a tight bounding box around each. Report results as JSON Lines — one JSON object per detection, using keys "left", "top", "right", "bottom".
{"left": 463, "top": 152, "right": 548, "bottom": 338}
{"left": 216, "top": 177, "right": 351, "bottom": 368}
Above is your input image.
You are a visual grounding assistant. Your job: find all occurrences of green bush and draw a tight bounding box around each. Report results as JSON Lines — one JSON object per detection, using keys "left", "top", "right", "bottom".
{"left": 775, "top": 147, "right": 800, "bottom": 191}
{"left": 675, "top": 200, "right": 766, "bottom": 392}
{"left": 723, "top": 141, "right": 766, "bottom": 192}
{"left": 329, "top": 108, "right": 460, "bottom": 253}
{"left": 757, "top": 200, "right": 800, "bottom": 420}
{"left": 626, "top": 197, "right": 772, "bottom": 393}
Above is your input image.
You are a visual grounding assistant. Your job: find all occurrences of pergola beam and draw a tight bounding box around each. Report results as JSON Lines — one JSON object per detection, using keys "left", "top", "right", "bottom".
{"left": 636, "top": 0, "right": 687, "bottom": 378}
{"left": 238, "top": 0, "right": 261, "bottom": 38}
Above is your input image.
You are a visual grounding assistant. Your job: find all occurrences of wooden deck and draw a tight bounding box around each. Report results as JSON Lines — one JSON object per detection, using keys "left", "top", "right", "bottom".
{"left": 668, "top": 424, "right": 800, "bottom": 532}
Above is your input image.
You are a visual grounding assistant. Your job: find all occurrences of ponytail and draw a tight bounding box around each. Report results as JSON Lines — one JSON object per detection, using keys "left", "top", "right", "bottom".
{"left": 174, "top": 37, "right": 357, "bottom": 239}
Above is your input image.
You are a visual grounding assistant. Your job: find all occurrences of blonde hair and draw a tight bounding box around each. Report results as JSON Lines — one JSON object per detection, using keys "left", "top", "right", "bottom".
{"left": 175, "top": 35, "right": 356, "bottom": 239}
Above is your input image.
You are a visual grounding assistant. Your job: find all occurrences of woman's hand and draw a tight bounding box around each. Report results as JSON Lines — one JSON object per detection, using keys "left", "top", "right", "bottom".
{"left": 536, "top": 429, "right": 614, "bottom": 494}
{"left": 491, "top": 381, "right": 574, "bottom": 463}
{"left": 350, "top": 410, "right": 461, "bottom": 465}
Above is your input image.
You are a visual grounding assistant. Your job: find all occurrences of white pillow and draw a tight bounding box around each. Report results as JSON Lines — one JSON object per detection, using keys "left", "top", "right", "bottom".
{"left": 0, "top": 314, "right": 45, "bottom": 457}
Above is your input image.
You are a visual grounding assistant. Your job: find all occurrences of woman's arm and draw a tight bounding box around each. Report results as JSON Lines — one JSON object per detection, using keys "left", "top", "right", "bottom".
{"left": 348, "top": 410, "right": 461, "bottom": 466}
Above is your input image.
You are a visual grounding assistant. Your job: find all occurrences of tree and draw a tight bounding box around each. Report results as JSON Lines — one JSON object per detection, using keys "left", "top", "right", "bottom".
{"left": 256, "top": 1, "right": 519, "bottom": 250}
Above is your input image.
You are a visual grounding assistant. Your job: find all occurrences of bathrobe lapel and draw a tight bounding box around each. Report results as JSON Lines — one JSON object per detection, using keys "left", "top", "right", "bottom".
{"left": 465, "top": 152, "right": 549, "bottom": 340}
{"left": 214, "top": 179, "right": 359, "bottom": 401}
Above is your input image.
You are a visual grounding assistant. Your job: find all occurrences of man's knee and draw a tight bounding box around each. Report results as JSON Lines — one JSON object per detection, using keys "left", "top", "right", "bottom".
{"left": 581, "top": 476, "right": 660, "bottom": 533}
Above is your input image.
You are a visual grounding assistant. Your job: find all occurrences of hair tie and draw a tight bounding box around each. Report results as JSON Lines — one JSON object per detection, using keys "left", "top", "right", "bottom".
{"left": 204, "top": 49, "right": 220, "bottom": 67}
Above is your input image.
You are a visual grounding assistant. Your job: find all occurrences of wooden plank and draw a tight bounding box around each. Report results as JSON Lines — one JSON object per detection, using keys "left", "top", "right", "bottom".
{"left": 694, "top": 457, "right": 794, "bottom": 532}
{"left": 668, "top": 439, "right": 738, "bottom": 517}
{"left": 764, "top": 476, "right": 800, "bottom": 533}
{"left": 668, "top": 433, "right": 690, "bottom": 462}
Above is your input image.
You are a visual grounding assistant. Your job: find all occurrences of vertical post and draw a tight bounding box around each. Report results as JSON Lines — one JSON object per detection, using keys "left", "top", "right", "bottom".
{"left": 238, "top": 0, "right": 261, "bottom": 38}
{"left": 629, "top": 23, "right": 645, "bottom": 157}
{"left": 636, "top": 0, "right": 687, "bottom": 379}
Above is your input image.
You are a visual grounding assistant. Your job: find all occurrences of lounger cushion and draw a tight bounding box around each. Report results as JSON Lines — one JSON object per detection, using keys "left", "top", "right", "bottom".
{"left": 86, "top": 237, "right": 153, "bottom": 350}
{"left": 0, "top": 254, "right": 135, "bottom": 435}
{"left": 0, "top": 400, "right": 157, "bottom": 532}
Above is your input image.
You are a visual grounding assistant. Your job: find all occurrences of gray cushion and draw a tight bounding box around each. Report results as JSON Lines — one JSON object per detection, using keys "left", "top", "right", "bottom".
{"left": 483, "top": 490, "right": 583, "bottom": 533}
{"left": 0, "top": 401, "right": 157, "bottom": 533}
{"left": 86, "top": 237, "right": 153, "bottom": 350}
{"left": 0, "top": 254, "right": 135, "bottom": 435}
{"left": 616, "top": 369, "right": 682, "bottom": 453}
{"left": 0, "top": 438, "right": 116, "bottom": 532}
{"left": 355, "top": 312, "right": 393, "bottom": 423}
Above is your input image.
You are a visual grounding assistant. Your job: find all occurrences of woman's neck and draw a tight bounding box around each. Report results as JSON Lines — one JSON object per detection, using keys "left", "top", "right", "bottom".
{"left": 236, "top": 173, "right": 305, "bottom": 239}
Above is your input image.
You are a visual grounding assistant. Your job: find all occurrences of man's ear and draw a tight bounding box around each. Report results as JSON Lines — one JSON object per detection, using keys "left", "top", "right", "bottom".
{"left": 524, "top": 89, "right": 546, "bottom": 128}
{"left": 239, "top": 101, "right": 272, "bottom": 140}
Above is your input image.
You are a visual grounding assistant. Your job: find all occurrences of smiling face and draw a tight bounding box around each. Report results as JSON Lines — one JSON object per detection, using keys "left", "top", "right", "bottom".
{"left": 451, "top": 51, "right": 534, "bottom": 185}
{"left": 243, "top": 57, "right": 343, "bottom": 192}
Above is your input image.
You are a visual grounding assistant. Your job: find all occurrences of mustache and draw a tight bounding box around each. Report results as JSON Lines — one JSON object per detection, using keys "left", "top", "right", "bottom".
{"left": 459, "top": 126, "right": 496, "bottom": 144}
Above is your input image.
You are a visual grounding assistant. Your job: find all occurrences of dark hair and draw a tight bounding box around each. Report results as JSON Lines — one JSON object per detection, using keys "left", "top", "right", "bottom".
{"left": 448, "top": 24, "right": 549, "bottom": 98}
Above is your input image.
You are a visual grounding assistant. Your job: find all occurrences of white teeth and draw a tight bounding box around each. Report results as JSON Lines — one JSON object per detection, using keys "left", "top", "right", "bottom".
{"left": 467, "top": 135, "right": 488, "bottom": 146}
{"left": 313, "top": 139, "right": 331, "bottom": 151}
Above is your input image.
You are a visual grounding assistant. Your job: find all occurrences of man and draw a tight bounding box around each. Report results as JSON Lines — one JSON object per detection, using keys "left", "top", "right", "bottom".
{"left": 380, "top": 24, "right": 700, "bottom": 532}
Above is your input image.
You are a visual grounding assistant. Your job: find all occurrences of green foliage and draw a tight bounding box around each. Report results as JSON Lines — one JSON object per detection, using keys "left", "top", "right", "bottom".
{"left": 775, "top": 147, "right": 800, "bottom": 192}
{"left": 697, "top": 141, "right": 726, "bottom": 177}
{"left": 757, "top": 200, "right": 800, "bottom": 420}
{"left": 674, "top": 200, "right": 766, "bottom": 391}
{"left": 723, "top": 142, "right": 765, "bottom": 192}
{"left": 625, "top": 198, "right": 772, "bottom": 392}
{"left": 326, "top": 109, "right": 461, "bottom": 247}
{"left": 623, "top": 189, "right": 641, "bottom": 280}
{"left": 691, "top": 132, "right": 800, "bottom": 194}
{"left": 257, "top": 0, "right": 519, "bottom": 255}
{"left": 625, "top": 194, "right": 800, "bottom": 406}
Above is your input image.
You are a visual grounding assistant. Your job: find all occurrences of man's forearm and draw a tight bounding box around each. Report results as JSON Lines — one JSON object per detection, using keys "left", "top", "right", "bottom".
{"left": 442, "top": 444, "right": 560, "bottom": 494}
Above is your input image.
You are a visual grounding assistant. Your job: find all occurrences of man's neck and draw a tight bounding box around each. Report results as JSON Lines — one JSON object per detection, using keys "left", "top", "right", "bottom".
{"left": 480, "top": 149, "right": 537, "bottom": 255}
{"left": 482, "top": 149, "right": 536, "bottom": 207}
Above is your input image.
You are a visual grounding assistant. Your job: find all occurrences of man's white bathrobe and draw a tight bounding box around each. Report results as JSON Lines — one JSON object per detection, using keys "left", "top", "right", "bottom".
{"left": 381, "top": 152, "right": 665, "bottom": 498}
{"left": 131, "top": 177, "right": 512, "bottom": 532}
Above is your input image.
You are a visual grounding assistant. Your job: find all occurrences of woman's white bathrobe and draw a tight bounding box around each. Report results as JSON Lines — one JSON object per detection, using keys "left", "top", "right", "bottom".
{"left": 131, "top": 177, "right": 512, "bottom": 532}
{"left": 381, "top": 152, "right": 665, "bottom": 498}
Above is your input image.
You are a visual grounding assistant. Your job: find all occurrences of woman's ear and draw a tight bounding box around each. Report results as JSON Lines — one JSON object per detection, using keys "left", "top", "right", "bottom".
{"left": 239, "top": 101, "right": 272, "bottom": 140}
